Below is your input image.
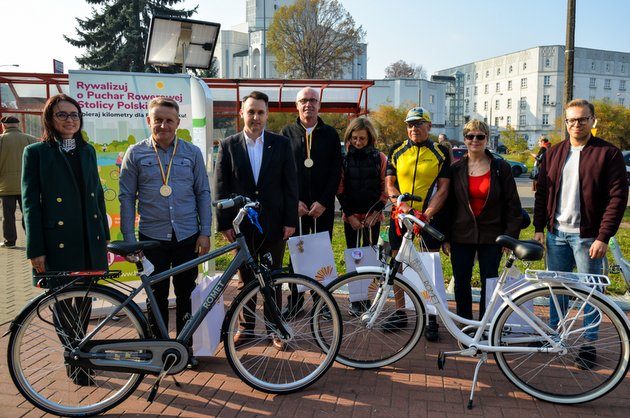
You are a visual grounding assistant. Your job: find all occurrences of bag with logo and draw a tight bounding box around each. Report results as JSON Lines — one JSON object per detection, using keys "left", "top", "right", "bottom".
{"left": 344, "top": 227, "right": 381, "bottom": 302}
{"left": 485, "top": 266, "right": 534, "bottom": 331}
{"left": 288, "top": 218, "right": 338, "bottom": 291}
{"left": 403, "top": 252, "right": 448, "bottom": 315}
{"left": 191, "top": 274, "right": 225, "bottom": 356}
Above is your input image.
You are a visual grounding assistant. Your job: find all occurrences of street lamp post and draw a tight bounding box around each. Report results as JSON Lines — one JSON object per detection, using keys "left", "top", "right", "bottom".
{"left": 489, "top": 92, "right": 503, "bottom": 150}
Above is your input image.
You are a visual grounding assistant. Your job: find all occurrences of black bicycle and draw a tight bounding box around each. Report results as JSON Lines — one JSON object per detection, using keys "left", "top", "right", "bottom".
{"left": 6, "top": 196, "right": 342, "bottom": 417}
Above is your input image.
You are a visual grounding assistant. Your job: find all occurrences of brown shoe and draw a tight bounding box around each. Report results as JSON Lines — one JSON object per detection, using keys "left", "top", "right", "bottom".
{"left": 270, "top": 334, "right": 287, "bottom": 351}
{"left": 233, "top": 330, "right": 255, "bottom": 347}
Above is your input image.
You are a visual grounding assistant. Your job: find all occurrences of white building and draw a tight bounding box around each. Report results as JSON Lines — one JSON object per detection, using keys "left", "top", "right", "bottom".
{"left": 435, "top": 45, "right": 630, "bottom": 148}
{"left": 215, "top": 0, "right": 367, "bottom": 80}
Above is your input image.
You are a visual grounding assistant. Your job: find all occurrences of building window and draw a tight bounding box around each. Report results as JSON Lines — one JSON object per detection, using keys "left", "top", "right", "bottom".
{"left": 485, "top": 70, "right": 490, "bottom": 78}
{"left": 522, "top": 62, "right": 527, "bottom": 70}
{"left": 589, "top": 77, "right": 596, "bottom": 88}
{"left": 484, "top": 84, "right": 489, "bottom": 94}
{"left": 620, "top": 80, "right": 626, "bottom": 91}
{"left": 495, "top": 82, "right": 500, "bottom": 92}
{"left": 495, "top": 117, "right": 499, "bottom": 126}
{"left": 474, "top": 86, "right": 478, "bottom": 95}
{"left": 466, "top": 73, "right": 470, "bottom": 81}
{"left": 465, "top": 101, "right": 469, "bottom": 112}
{"left": 483, "top": 117, "right": 488, "bottom": 123}
{"left": 542, "top": 114, "right": 549, "bottom": 125}
{"left": 473, "top": 102, "right": 477, "bottom": 112}
{"left": 604, "top": 79, "right": 611, "bottom": 89}
{"left": 475, "top": 72, "right": 479, "bottom": 80}
{"left": 520, "top": 97, "right": 527, "bottom": 109}
{"left": 605, "top": 62, "right": 610, "bottom": 72}
{"left": 519, "top": 114, "right": 526, "bottom": 126}
{"left": 507, "top": 80, "right": 513, "bottom": 90}
{"left": 622, "top": 64, "right": 626, "bottom": 73}
{"left": 543, "top": 95, "right": 550, "bottom": 105}
{"left": 591, "top": 61, "right": 596, "bottom": 70}
{"left": 506, "top": 116, "right": 512, "bottom": 126}
{"left": 544, "top": 75, "right": 551, "bottom": 86}
{"left": 497, "top": 68, "right": 501, "bottom": 75}
{"left": 429, "top": 94, "right": 434, "bottom": 104}
{"left": 620, "top": 98, "right": 625, "bottom": 106}
{"left": 509, "top": 65, "right": 513, "bottom": 73}
{"left": 495, "top": 99, "right": 500, "bottom": 110}
{"left": 507, "top": 98, "right": 512, "bottom": 109}
{"left": 465, "top": 87, "right": 470, "bottom": 97}
{"left": 521, "top": 77, "right": 527, "bottom": 88}
{"left": 484, "top": 101, "right": 488, "bottom": 111}
{"left": 544, "top": 58, "right": 551, "bottom": 68}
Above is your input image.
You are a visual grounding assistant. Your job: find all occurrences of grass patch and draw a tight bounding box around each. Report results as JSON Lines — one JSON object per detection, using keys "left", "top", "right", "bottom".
{"left": 212, "top": 208, "right": 630, "bottom": 295}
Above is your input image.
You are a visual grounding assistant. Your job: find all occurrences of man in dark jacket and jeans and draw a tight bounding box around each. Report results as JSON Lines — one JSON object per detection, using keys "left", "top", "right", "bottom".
{"left": 534, "top": 98, "right": 627, "bottom": 370}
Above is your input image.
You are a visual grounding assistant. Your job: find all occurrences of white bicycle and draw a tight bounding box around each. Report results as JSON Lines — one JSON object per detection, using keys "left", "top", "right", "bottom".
{"left": 324, "top": 194, "right": 630, "bottom": 408}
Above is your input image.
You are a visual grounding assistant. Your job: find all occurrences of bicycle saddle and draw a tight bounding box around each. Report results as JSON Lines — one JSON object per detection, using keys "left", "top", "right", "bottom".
{"left": 495, "top": 235, "right": 544, "bottom": 261}
{"left": 107, "top": 240, "right": 161, "bottom": 256}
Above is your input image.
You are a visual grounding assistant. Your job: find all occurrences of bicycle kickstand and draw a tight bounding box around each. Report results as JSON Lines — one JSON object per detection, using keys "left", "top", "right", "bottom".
{"left": 468, "top": 352, "right": 488, "bottom": 409}
{"left": 147, "top": 352, "right": 178, "bottom": 403}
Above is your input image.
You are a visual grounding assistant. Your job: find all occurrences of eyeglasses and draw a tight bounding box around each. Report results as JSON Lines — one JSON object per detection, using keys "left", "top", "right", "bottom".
{"left": 54, "top": 112, "right": 81, "bottom": 121}
{"left": 297, "top": 98, "right": 319, "bottom": 105}
{"left": 406, "top": 121, "right": 426, "bottom": 129}
{"left": 464, "top": 134, "right": 487, "bottom": 141}
{"left": 564, "top": 116, "right": 592, "bottom": 126}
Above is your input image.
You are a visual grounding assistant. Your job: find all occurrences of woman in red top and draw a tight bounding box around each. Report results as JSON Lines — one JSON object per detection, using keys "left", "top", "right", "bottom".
{"left": 442, "top": 119, "right": 522, "bottom": 320}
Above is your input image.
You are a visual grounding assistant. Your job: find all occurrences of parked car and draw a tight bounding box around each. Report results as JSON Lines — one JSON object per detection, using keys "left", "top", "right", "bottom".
{"left": 452, "top": 147, "right": 527, "bottom": 177}
{"left": 623, "top": 151, "right": 630, "bottom": 184}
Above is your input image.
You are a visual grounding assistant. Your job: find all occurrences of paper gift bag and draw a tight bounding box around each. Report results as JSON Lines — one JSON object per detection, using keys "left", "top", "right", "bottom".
{"left": 288, "top": 218, "right": 338, "bottom": 290}
{"left": 485, "top": 267, "right": 534, "bottom": 331}
{"left": 344, "top": 228, "right": 381, "bottom": 302}
{"left": 403, "top": 252, "right": 448, "bottom": 315}
{"left": 191, "top": 274, "right": 225, "bottom": 356}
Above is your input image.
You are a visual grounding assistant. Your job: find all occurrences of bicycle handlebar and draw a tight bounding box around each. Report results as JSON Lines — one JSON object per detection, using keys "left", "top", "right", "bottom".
{"left": 213, "top": 195, "right": 248, "bottom": 210}
{"left": 393, "top": 193, "right": 423, "bottom": 206}
{"left": 399, "top": 212, "right": 445, "bottom": 242}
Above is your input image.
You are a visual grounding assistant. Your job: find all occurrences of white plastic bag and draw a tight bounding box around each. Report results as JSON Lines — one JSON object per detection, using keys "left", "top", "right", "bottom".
{"left": 403, "top": 252, "right": 448, "bottom": 315}
{"left": 485, "top": 267, "right": 534, "bottom": 331}
{"left": 288, "top": 218, "right": 337, "bottom": 290}
{"left": 344, "top": 228, "right": 380, "bottom": 302}
{"left": 190, "top": 274, "right": 225, "bottom": 356}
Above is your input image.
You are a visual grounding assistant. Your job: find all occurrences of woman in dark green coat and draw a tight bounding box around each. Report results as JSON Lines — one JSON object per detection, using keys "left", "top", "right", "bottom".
{"left": 21, "top": 94, "right": 110, "bottom": 386}
{"left": 22, "top": 94, "right": 109, "bottom": 277}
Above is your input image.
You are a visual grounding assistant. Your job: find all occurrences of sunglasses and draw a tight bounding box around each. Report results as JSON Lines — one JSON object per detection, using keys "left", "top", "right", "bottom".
{"left": 464, "top": 134, "right": 487, "bottom": 141}
{"left": 406, "top": 120, "right": 427, "bottom": 128}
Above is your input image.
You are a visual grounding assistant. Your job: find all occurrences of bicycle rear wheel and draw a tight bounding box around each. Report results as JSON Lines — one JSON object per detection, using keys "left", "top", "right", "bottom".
{"left": 491, "top": 286, "right": 630, "bottom": 404}
{"left": 324, "top": 271, "right": 425, "bottom": 369}
{"left": 224, "top": 274, "right": 342, "bottom": 394}
{"left": 7, "top": 285, "right": 148, "bottom": 417}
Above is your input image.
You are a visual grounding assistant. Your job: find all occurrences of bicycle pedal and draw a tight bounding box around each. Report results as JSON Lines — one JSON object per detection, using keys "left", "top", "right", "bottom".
{"left": 437, "top": 352, "right": 446, "bottom": 370}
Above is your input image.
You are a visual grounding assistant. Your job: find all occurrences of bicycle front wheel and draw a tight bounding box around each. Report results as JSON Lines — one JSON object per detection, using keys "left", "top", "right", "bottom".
{"left": 7, "top": 285, "right": 148, "bottom": 417}
{"left": 224, "top": 274, "right": 342, "bottom": 394}
{"left": 491, "top": 286, "right": 630, "bottom": 404}
{"left": 325, "top": 271, "right": 425, "bottom": 369}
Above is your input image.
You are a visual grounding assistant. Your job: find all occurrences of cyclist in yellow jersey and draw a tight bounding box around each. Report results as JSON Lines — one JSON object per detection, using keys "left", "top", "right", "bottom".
{"left": 384, "top": 107, "right": 451, "bottom": 341}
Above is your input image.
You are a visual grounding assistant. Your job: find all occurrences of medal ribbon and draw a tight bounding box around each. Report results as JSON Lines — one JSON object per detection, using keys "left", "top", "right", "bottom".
{"left": 303, "top": 122, "right": 317, "bottom": 166}
{"left": 152, "top": 138, "right": 179, "bottom": 189}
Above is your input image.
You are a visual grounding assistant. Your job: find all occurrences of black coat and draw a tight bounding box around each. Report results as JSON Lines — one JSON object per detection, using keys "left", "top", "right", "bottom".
{"left": 214, "top": 131, "right": 298, "bottom": 244}
{"left": 445, "top": 150, "right": 522, "bottom": 244}
{"left": 21, "top": 140, "right": 110, "bottom": 275}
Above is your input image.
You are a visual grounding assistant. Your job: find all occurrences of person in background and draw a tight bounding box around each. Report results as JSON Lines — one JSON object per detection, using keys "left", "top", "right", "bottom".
{"left": 534, "top": 99, "right": 627, "bottom": 370}
{"left": 442, "top": 119, "right": 522, "bottom": 320}
{"left": 0, "top": 116, "right": 37, "bottom": 247}
{"left": 119, "top": 97, "right": 212, "bottom": 369}
{"left": 530, "top": 136, "right": 550, "bottom": 191}
{"left": 337, "top": 117, "right": 387, "bottom": 315}
{"left": 438, "top": 133, "right": 455, "bottom": 164}
{"left": 21, "top": 94, "right": 110, "bottom": 385}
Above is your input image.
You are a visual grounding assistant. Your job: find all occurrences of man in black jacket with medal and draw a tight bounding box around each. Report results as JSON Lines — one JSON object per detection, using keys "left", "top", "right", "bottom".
{"left": 281, "top": 87, "right": 342, "bottom": 316}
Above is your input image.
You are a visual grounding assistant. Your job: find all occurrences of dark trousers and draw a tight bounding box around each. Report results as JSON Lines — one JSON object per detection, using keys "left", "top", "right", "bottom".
{"left": 1, "top": 195, "right": 23, "bottom": 244}
{"left": 343, "top": 222, "right": 380, "bottom": 248}
{"left": 140, "top": 232, "right": 198, "bottom": 342}
{"left": 237, "top": 238, "right": 286, "bottom": 332}
{"left": 450, "top": 242, "right": 502, "bottom": 320}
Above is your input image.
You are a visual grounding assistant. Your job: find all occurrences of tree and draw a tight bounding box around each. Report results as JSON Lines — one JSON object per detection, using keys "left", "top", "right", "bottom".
{"left": 384, "top": 60, "right": 427, "bottom": 79}
{"left": 592, "top": 100, "right": 630, "bottom": 150}
{"left": 267, "top": 0, "right": 365, "bottom": 79}
{"left": 369, "top": 103, "right": 412, "bottom": 152}
{"left": 65, "top": 0, "right": 197, "bottom": 72}
{"left": 500, "top": 125, "right": 528, "bottom": 153}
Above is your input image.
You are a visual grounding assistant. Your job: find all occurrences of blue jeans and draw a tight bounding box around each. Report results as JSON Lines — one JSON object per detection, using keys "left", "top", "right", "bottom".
{"left": 546, "top": 230, "right": 604, "bottom": 341}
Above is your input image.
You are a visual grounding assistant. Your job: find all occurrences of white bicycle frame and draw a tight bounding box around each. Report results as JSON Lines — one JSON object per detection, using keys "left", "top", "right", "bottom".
{"left": 360, "top": 211, "right": 624, "bottom": 356}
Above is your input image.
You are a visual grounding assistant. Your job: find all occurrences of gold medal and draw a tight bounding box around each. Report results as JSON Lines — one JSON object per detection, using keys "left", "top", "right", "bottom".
{"left": 160, "top": 185, "right": 172, "bottom": 197}
{"left": 304, "top": 158, "right": 314, "bottom": 168}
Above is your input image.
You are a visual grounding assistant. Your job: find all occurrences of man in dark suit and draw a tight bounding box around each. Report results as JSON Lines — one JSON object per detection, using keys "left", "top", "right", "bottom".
{"left": 214, "top": 91, "right": 298, "bottom": 350}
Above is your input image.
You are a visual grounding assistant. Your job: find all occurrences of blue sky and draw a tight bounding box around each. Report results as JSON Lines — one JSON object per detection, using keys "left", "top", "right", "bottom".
{"left": 2, "top": 0, "right": 628, "bottom": 78}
